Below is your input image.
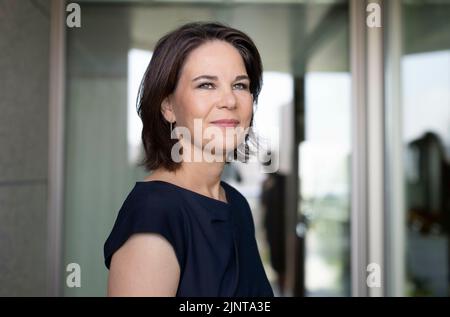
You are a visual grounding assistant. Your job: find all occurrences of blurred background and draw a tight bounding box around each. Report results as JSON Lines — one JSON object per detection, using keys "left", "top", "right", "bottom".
{"left": 0, "top": 0, "right": 449, "bottom": 297}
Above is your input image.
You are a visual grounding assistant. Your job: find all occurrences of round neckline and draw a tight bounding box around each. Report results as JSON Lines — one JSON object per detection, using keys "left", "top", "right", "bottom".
{"left": 136, "top": 180, "right": 231, "bottom": 206}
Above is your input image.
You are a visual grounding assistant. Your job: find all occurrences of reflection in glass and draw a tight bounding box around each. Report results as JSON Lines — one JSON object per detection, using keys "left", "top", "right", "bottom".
{"left": 403, "top": 50, "right": 450, "bottom": 296}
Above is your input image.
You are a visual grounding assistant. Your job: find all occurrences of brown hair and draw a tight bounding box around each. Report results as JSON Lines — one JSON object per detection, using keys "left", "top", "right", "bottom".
{"left": 137, "top": 21, "right": 263, "bottom": 172}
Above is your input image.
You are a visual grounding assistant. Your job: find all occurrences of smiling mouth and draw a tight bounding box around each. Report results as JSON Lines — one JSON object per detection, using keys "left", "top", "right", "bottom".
{"left": 210, "top": 119, "right": 240, "bottom": 127}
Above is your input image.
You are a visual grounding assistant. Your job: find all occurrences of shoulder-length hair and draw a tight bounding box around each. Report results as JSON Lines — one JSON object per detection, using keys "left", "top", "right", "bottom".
{"left": 137, "top": 21, "right": 263, "bottom": 172}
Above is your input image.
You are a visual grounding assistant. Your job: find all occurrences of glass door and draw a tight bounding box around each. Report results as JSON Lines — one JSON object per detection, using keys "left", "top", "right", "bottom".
{"left": 385, "top": 0, "right": 450, "bottom": 297}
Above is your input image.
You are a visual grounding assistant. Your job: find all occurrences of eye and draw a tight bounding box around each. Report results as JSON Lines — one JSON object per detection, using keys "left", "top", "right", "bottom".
{"left": 233, "top": 83, "right": 249, "bottom": 90}
{"left": 198, "top": 82, "right": 215, "bottom": 89}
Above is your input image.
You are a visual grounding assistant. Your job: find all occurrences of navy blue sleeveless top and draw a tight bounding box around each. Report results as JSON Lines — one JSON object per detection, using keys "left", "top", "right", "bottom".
{"left": 103, "top": 180, "right": 274, "bottom": 297}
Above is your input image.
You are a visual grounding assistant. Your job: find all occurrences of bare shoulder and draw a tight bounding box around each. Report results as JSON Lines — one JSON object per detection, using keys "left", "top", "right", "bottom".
{"left": 107, "top": 233, "right": 180, "bottom": 297}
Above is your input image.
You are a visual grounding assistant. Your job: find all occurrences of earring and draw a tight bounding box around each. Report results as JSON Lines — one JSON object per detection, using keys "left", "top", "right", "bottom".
{"left": 170, "top": 121, "right": 176, "bottom": 138}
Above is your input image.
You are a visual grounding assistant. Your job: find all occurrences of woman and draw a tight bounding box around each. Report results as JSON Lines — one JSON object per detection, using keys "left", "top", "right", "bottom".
{"left": 104, "top": 21, "right": 274, "bottom": 297}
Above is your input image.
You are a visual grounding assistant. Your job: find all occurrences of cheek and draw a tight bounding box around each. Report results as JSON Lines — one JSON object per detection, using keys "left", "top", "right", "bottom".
{"left": 189, "top": 92, "right": 214, "bottom": 115}
{"left": 175, "top": 93, "right": 211, "bottom": 125}
{"left": 238, "top": 95, "right": 253, "bottom": 124}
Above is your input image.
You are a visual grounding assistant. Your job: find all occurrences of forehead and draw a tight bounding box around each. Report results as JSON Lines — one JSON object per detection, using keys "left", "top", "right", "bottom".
{"left": 181, "top": 40, "right": 247, "bottom": 76}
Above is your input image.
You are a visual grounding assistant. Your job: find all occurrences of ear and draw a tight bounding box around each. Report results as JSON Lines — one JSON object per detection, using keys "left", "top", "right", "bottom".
{"left": 160, "top": 96, "right": 176, "bottom": 123}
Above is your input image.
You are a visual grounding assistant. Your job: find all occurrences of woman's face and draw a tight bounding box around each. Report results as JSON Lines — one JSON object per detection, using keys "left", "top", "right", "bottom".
{"left": 163, "top": 40, "right": 254, "bottom": 160}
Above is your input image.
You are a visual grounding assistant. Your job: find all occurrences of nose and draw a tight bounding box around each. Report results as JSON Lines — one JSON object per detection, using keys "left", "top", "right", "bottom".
{"left": 217, "top": 87, "right": 237, "bottom": 109}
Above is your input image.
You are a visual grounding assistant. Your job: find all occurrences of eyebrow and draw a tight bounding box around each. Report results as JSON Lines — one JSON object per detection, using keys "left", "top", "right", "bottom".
{"left": 192, "top": 75, "right": 250, "bottom": 82}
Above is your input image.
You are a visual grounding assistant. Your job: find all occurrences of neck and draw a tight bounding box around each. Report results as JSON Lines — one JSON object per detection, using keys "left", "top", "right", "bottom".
{"left": 175, "top": 160, "right": 225, "bottom": 200}
{"left": 148, "top": 142, "right": 228, "bottom": 201}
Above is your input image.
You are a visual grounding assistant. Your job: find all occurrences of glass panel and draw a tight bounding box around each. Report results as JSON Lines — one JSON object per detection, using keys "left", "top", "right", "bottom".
{"left": 402, "top": 1, "right": 450, "bottom": 297}
{"left": 297, "top": 3, "right": 351, "bottom": 296}
{"left": 63, "top": 5, "right": 138, "bottom": 296}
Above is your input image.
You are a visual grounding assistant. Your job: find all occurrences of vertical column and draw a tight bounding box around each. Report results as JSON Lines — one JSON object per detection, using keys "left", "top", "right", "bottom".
{"left": 366, "top": 0, "right": 385, "bottom": 298}
{"left": 48, "top": 0, "right": 66, "bottom": 297}
{"left": 384, "top": 0, "right": 405, "bottom": 297}
{"left": 350, "top": 0, "right": 369, "bottom": 297}
{"left": 286, "top": 6, "right": 307, "bottom": 297}
{"left": 350, "top": 0, "right": 386, "bottom": 297}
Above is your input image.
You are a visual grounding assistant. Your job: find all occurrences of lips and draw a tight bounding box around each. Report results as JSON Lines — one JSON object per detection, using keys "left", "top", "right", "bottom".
{"left": 210, "top": 119, "right": 240, "bottom": 127}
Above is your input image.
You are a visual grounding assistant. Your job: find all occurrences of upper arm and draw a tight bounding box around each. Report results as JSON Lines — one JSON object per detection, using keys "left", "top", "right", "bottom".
{"left": 107, "top": 233, "right": 180, "bottom": 297}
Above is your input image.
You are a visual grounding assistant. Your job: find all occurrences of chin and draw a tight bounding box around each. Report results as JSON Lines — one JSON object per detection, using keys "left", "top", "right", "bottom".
{"left": 203, "top": 138, "right": 238, "bottom": 157}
